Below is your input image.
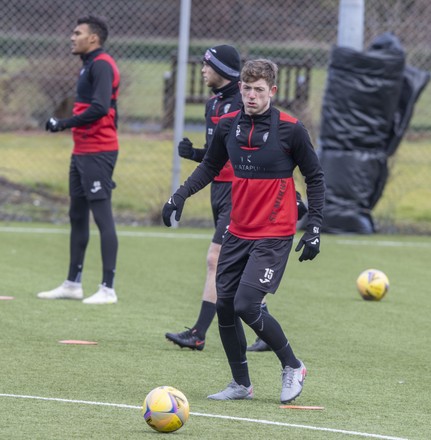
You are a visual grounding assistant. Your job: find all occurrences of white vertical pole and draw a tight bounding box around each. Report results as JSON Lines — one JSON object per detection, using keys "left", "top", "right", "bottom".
{"left": 170, "top": 0, "right": 191, "bottom": 227}
{"left": 337, "top": 0, "right": 365, "bottom": 51}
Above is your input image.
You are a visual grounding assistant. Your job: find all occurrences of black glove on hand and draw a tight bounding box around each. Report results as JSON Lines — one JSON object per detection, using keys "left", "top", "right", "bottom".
{"left": 296, "top": 191, "right": 308, "bottom": 221}
{"left": 45, "top": 117, "right": 65, "bottom": 133}
{"left": 162, "top": 194, "right": 186, "bottom": 227}
{"left": 178, "top": 137, "right": 195, "bottom": 159}
{"left": 295, "top": 226, "right": 320, "bottom": 262}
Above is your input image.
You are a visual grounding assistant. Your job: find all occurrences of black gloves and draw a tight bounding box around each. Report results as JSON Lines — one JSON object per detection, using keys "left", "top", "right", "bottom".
{"left": 296, "top": 191, "right": 308, "bottom": 221}
{"left": 295, "top": 226, "right": 320, "bottom": 262}
{"left": 45, "top": 117, "right": 65, "bottom": 132}
{"left": 162, "top": 194, "right": 186, "bottom": 227}
{"left": 178, "top": 137, "right": 195, "bottom": 160}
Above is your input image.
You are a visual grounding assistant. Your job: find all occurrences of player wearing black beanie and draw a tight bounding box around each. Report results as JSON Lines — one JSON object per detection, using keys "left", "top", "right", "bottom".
{"left": 165, "top": 45, "right": 241, "bottom": 351}
{"left": 203, "top": 45, "right": 241, "bottom": 81}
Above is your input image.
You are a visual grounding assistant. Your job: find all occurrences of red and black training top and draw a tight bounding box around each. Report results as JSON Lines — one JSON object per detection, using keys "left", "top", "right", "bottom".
{"left": 191, "top": 80, "right": 241, "bottom": 182}
{"left": 62, "top": 48, "right": 120, "bottom": 154}
{"left": 176, "top": 105, "right": 325, "bottom": 239}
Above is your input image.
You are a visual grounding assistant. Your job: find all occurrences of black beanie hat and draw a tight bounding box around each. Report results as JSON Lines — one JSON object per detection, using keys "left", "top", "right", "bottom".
{"left": 203, "top": 45, "right": 240, "bottom": 81}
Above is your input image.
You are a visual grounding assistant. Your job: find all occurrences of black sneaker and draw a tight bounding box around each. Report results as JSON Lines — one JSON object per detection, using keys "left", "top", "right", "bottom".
{"left": 247, "top": 337, "right": 271, "bottom": 352}
{"left": 165, "top": 328, "right": 205, "bottom": 351}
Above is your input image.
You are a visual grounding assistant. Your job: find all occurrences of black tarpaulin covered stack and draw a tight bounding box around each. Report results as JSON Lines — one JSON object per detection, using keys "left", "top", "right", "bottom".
{"left": 318, "top": 32, "right": 429, "bottom": 233}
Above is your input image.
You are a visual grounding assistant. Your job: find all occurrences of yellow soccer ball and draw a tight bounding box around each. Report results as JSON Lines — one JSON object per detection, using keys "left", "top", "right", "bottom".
{"left": 356, "top": 269, "right": 389, "bottom": 301}
{"left": 142, "top": 386, "right": 189, "bottom": 433}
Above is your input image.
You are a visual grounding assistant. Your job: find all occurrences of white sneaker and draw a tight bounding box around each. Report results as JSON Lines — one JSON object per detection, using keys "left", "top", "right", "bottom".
{"left": 37, "top": 281, "right": 83, "bottom": 300}
{"left": 82, "top": 285, "right": 118, "bottom": 304}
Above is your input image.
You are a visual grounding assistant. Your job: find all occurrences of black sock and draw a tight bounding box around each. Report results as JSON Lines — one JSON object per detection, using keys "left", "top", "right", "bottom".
{"left": 220, "top": 319, "right": 250, "bottom": 387}
{"left": 90, "top": 199, "right": 118, "bottom": 290}
{"left": 102, "top": 270, "right": 115, "bottom": 289}
{"left": 274, "top": 343, "right": 300, "bottom": 369}
{"left": 217, "top": 297, "right": 250, "bottom": 388}
{"left": 193, "top": 301, "right": 216, "bottom": 339}
{"left": 234, "top": 284, "right": 300, "bottom": 369}
{"left": 228, "top": 360, "right": 251, "bottom": 388}
{"left": 68, "top": 197, "right": 89, "bottom": 283}
{"left": 68, "top": 264, "right": 83, "bottom": 283}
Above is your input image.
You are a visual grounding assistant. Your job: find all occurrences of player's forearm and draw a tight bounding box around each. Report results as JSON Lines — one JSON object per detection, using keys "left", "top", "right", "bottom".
{"left": 305, "top": 174, "right": 325, "bottom": 227}
{"left": 62, "top": 104, "right": 109, "bottom": 128}
{"left": 191, "top": 147, "right": 207, "bottom": 162}
{"left": 176, "top": 161, "right": 219, "bottom": 199}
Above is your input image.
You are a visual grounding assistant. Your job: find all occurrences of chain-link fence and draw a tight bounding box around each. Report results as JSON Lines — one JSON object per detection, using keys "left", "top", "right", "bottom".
{"left": 1, "top": 0, "right": 430, "bottom": 232}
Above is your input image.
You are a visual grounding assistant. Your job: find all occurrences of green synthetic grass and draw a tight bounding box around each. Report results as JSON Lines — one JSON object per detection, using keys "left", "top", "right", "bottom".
{"left": 0, "top": 223, "right": 430, "bottom": 439}
{"left": 0, "top": 131, "right": 212, "bottom": 222}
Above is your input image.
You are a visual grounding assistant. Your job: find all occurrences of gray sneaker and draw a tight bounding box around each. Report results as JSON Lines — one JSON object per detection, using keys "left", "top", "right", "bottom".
{"left": 280, "top": 360, "right": 307, "bottom": 403}
{"left": 207, "top": 380, "right": 254, "bottom": 400}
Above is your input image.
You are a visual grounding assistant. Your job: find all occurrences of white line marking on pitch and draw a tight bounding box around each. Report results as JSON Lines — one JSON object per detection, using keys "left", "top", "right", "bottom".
{"left": 0, "top": 226, "right": 211, "bottom": 240}
{"left": 0, "top": 393, "right": 409, "bottom": 440}
{"left": 0, "top": 225, "right": 429, "bottom": 248}
{"left": 335, "top": 239, "right": 431, "bottom": 248}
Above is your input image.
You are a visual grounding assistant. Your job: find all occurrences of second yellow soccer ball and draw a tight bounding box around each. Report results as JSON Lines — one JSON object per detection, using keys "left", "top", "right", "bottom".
{"left": 356, "top": 269, "right": 389, "bottom": 301}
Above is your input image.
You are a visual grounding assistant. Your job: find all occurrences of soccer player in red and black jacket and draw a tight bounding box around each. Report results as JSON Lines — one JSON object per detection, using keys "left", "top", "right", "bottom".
{"left": 165, "top": 45, "right": 242, "bottom": 351}
{"left": 163, "top": 59, "right": 325, "bottom": 404}
{"left": 165, "top": 46, "right": 308, "bottom": 352}
{"left": 38, "top": 16, "right": 120, "bottom": 305}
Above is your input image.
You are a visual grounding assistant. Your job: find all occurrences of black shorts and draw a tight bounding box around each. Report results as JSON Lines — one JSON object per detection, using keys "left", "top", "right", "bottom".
{"left": 69, "top": 151, "right": 118, "bottom": 201}
{"left": 210, "top": 181, "right": 232, "bottom": 245}
{"left": 216, "top": 232, "right": 293, "bottom": 297}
